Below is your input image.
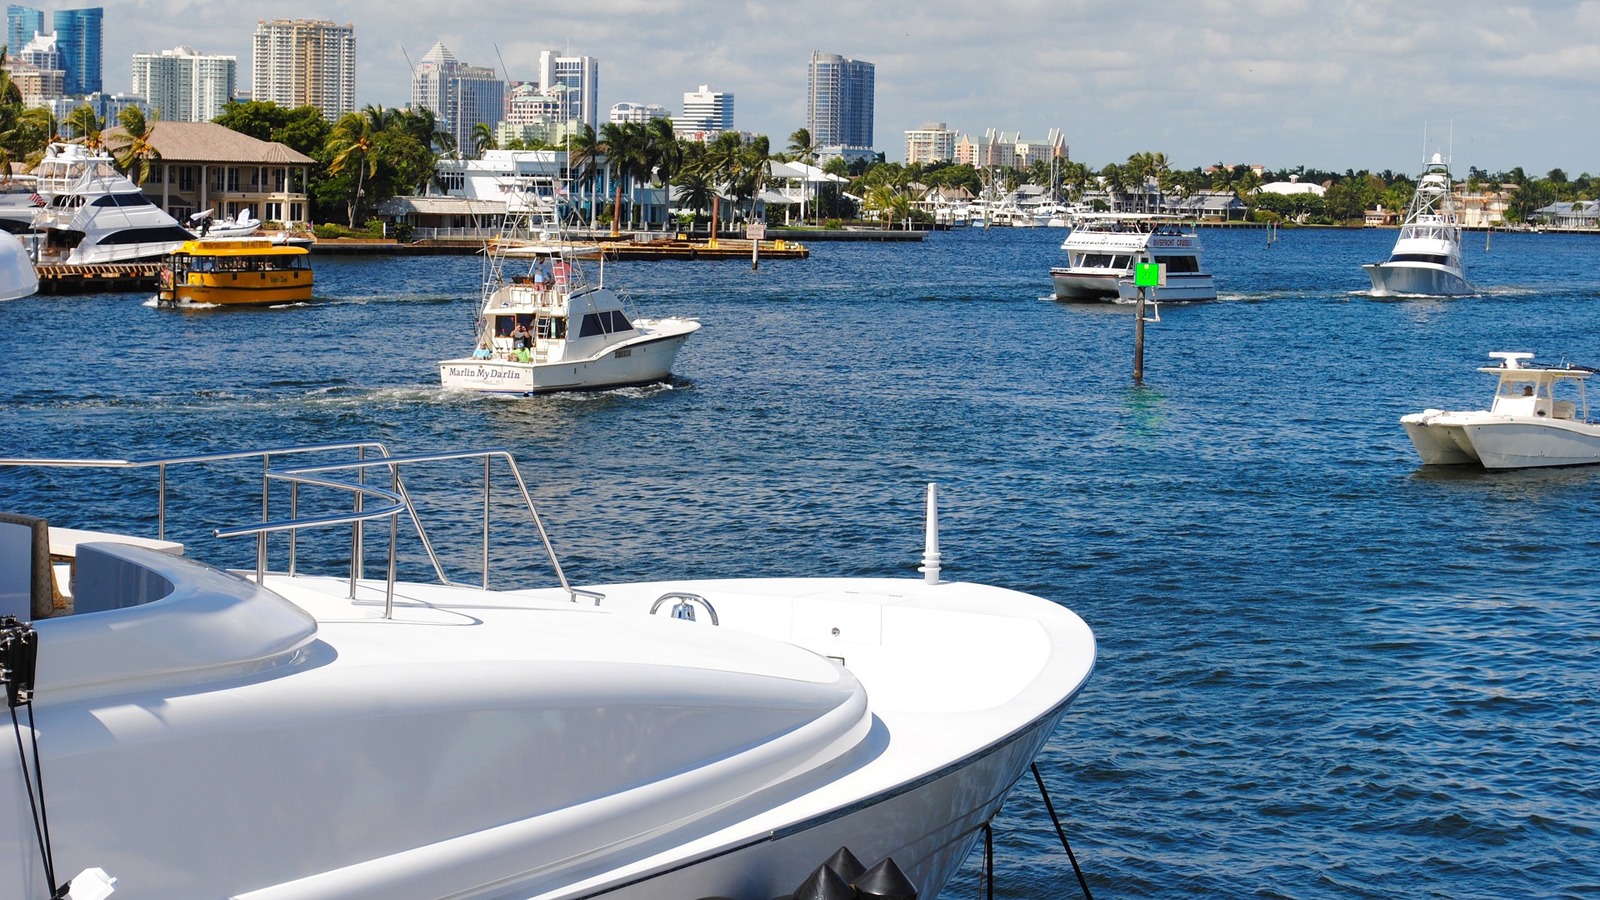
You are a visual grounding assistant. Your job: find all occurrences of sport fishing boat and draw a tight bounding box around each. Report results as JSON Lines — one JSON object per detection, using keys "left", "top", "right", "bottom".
{"left": 26, "top": 143, "right": 195, "bottom": 266}
{"left": 0, "top": 441, "right": 1097, "bottom": 900}
{"left": 1402, "top": 352, "right": 1600, "bottom": 468}
{"left": 1363, "top": 153, "right": 1473, "bottom": 296}
{"left": 439, "top": 201, "right": 699, "bottom": 394}
{"left": 1050, "top": 214, "right": 1217, "bottom": 302}
{"left": 156, "top": 238, "right": 313, "bottom": 307}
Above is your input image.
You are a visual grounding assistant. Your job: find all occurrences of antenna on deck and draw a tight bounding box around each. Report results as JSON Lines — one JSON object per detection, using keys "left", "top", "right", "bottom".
{"left": 920, "top": 483, "right": 942, "bottom": 585}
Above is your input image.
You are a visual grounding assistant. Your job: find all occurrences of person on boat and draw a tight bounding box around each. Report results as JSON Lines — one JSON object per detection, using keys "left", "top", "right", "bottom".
{"left": 533, "top": 261, "right": 549, "bottom": 292}
{"left": 510, "top": 321, "right": 531, "bottom": 350}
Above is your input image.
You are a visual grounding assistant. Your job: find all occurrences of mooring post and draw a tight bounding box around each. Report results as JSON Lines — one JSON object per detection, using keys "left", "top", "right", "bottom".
{"left": 1133, "top": 285, "right": 1146, "bottom": 383}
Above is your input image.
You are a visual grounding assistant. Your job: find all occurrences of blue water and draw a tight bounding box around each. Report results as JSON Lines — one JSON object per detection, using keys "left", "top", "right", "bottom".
{"left": 3, "top": 226, "right": 1600, "bottom": 898}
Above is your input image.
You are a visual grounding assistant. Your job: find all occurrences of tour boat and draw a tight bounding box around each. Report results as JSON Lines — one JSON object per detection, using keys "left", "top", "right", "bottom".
{"left": 27, "top": 143, "right": 194, "bottom": 266}
{"left": 0, "top": 441, "right": 1097, "bottom": 900}
{"left": 439, "top": 203, "right": 699, "bottom": 394}
{"left": 1363, "top": 153, "right": 1473, "bottom": 296}
{"left": 1050, "top": 214, "right": 1217, "bottom": 302}
{"left": 1402, "top": 352, "right": 1600, "bottom": 468}
{"left": 156, "top": 238, "right": 313, "bottom": 306}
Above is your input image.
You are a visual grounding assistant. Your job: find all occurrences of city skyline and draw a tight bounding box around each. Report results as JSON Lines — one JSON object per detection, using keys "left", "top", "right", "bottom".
{"left": 30, "top": 0, "right": 1600, "bottom": 176}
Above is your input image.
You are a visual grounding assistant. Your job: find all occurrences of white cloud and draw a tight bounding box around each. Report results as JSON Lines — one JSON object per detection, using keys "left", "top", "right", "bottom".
{"left": 79, "top": 0, "right": 1600, "bottom": 174}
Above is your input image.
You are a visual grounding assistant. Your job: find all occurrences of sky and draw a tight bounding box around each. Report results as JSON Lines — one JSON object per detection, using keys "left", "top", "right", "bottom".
{"left": 82, "top": 0, "right": 1600, "bottom": 177}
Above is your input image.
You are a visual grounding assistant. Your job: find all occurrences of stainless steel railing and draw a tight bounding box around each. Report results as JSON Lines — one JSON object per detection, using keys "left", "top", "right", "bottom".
{"left": 0, "top": 442, "right": 600, "bottom": 619}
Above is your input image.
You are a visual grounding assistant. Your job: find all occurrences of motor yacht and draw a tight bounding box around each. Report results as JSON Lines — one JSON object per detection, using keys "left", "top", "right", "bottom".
{"left": 26, "top": 143, "right": 194, "bottom": 265}
{"left": 439, "top": 200, "right": 699, "bottom": 394}
{"left": 1050, "top": 214, "right": 1217, "bottom": 302}
{"left": 1363, "top": 153, "right": 1473, "bottom": 296}
{"left": 0, "top": 442, "right": 1097, "bottom": 900}
{"left": 190, "top": 209, "right": 262, "bottom": 239}
{"left": 1402, "top": 352, "right": 1600, "bottom": 468}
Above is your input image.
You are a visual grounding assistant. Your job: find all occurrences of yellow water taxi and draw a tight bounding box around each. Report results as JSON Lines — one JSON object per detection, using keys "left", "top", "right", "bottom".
{"left": 157, "top": 239, "right": 313, "bottom": 306}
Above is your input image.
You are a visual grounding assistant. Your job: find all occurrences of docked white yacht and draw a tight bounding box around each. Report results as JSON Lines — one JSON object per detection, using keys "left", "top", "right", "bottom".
{"left": 1402, "top": 352, "right": 1600, "bottom": 468}
{"left": 0, "top": 442, "right": 1097, "bottom": 900}
{"left": 1050, "top": 214, "right": 1217, "bottom": 302}
{"left": 28, "top": 144, "right": 193, "bottom": 265}
{"left": 1363, "top": 153, "right": 1473, "bottom": 296}
{"left": 439, "top": 202, "right": 699, "bottom": 395}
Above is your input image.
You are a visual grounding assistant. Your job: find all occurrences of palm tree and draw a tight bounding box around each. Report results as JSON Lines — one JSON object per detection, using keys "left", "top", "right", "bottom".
{"left": 643, "top": 117, "right": 681, "bottom": 231}
{"left": 471, "top": 122, "right": 496, "bottom": 159}
{"left": 566, "top": 124, "right": 601, "bottom": 229}
{"left": 114, "top": 106, "right": 161, "bottom": 185}
{"left": 734, "top": 134, "right": 770, "bottom": 224}
{"left": 327, "top": 105, "right": 387, "bottom": 227}
{"left": 787, "top": 127, "right": 816, "bottom": 224}
{"left": 65, "top": 105, "right": 102, "bottom": 149}
{"left": 599, "top": 121, "right": 650, "bottom": 234}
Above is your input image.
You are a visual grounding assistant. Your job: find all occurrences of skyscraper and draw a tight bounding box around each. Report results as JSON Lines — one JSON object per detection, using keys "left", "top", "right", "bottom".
{"left": 537, "top": 50, "right": 597, "bottom": 132}
{"left": 807, "top": 51, "right": 874, "bottom": 153}
{"left": 5, "top": 4, "right": 43, "bottom": 56}
{"left": 52, "top": 6, "right": 100, "bottom": 95}
{"left": 132, "top": 46, "right": 236, "bottom": 123}
{"left": 680, "top": 84, "right": 732, "bottom": 137}
{"left": 252, "top": 19, "right": 356, "bottom": 121}
{"left": 410, "top": 42, "right": 504, "bottom": 152}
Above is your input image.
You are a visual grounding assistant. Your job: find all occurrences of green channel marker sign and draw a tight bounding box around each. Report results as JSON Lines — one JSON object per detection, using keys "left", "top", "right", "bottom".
{"left": 1134, "top": 262, "right": 1165, "bottom": 287}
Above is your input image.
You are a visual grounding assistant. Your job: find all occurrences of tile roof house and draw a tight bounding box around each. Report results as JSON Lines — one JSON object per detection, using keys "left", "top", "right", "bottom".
{"left": 102, "top": 121, "right": 316, "bottom": 227}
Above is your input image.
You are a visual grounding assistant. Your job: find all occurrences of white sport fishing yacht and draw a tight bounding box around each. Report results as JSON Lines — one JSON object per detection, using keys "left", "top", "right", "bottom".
{"left": 1363, "top": 153, "right": 1473, "bottom": 296}
{"left": 0, "top": 442, "right": 1096, "bottom": 900}
{"left": 1402, "top": 352, "right": 1600, "bottom": 468}
{"left": 439, "top": 199, "right": 699, "bottom": 394}
{"left": 1050, "top": 214, "right": 1217, "bottom": 302}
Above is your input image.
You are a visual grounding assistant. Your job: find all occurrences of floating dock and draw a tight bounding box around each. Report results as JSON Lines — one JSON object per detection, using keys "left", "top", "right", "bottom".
{"left": 34, "top": 262, "right": 160, "bottom": 294}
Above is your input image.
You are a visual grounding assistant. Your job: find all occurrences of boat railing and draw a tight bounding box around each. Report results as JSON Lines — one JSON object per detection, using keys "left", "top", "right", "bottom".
{"left": 0, "top": 442, "right": 599, "bottom": 619}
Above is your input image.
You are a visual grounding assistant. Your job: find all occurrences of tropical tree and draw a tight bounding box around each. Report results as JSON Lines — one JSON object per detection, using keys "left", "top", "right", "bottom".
{"left": 326, "top": 105, "right": 385, "bottom": 226}
{"left": 566, "top": 124, "right": 601, "bottom": 228}
{"left": 643, "top": 117, "right": 681, "bottom": 230}
{"left": 471, "top": 121, "right": 496, "bottom": 158}
{"left": 599, "top": 121, "right": 650, "bottom": 233}
{"left": 65, "top": 104, "right": 103, "bottom": 149}
{"left": 113, "top": 106, "right": 161, "bottom": 185}
{"left": 733, "top": 134, "right": 770, "bottom": 223}
{"left": 787, "top": 127, "right": 817, "bottom": 224}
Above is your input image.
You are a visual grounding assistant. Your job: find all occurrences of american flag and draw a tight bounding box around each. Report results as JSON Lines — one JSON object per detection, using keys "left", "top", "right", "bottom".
{"left": 28, "top": 193, "right": 43, "bottom": 207}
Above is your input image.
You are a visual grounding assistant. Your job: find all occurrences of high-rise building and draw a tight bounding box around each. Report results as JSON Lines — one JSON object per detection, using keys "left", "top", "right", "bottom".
{"left": 904, "top": 122, "right": 957, "bottom": 165}
{"left": 131, "top": 46, "right": 236, "bottom": 123}
{"left": 252, "top": 19, "right": 355, "bottom": 121}
{"left": 608, "top": 101, "right": 669, "bottom": 126}
{"left": 807, "top": 51, "right": 874, "bottom": 154}
{"left": 679, "top": 84, "right": 732, "bottom": 137}
{"left": 410, "top": 41, "right": 504, "bottom": 152}
{"left": 5, "top": 4, "right": 42, "bottom": 56}
{"left": 537, "top": 50, "right": 597, "bottom": 131}
{"left": 52, "top": 6, "right": 100, "bottom": 95}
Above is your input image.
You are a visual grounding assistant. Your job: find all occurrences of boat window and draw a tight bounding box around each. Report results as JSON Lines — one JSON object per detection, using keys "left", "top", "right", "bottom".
{"left": 577, "top": 313, "right": 606, "bottom": 337}
{"left": 1389, "top": 253, "right": 1451, "bottom": 265}
{"left": 1109, "top": 255, "right": 1131, "bottom": 270}
{"left": 1498, "top": 380, "right": 1539, "bottom": 398}
{"left": 100, "top": 226, "right": 195, "bottom": 245}
{"left": 1164, "top": 255, "right": 1201, "bottom": 274}
{"left": 91, "top": 193, "right": 155, "bottom": 208}
{"left": 607, "top": 310, "right": 632, "bottom": 332}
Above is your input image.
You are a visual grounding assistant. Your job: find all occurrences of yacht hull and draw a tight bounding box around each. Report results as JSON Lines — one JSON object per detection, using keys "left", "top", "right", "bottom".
{"left": 1363, "top": 262, "right": 1473, "bottom": 296}
{"left": 1049, "top": 268, "right": 1122, "bottom": 300}
{"left": 1403, "top": 412, "right": 1600, "bottom": 468}
{"left": 1114, "top": 274, "right": 1218, "bottom": 303}
{"left": 439, "top": 327, "right": 697, "bottom": 394}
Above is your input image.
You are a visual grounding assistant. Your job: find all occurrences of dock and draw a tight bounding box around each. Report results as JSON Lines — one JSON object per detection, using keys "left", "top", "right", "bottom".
{"left": 35, "top": 262, "right": 160, "bottom": 294}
